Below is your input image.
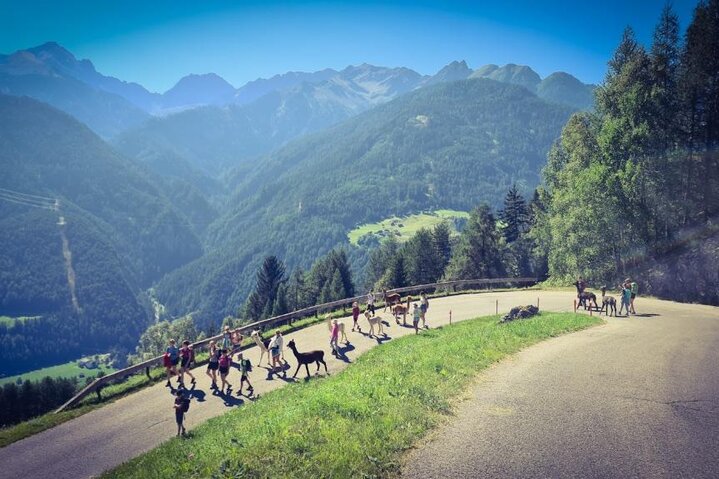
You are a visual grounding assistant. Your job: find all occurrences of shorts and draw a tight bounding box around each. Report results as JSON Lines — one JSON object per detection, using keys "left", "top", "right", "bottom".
{"left": 631, "top": 293, "right": 636, "bottom": 299}
{"left": 420, "top": 304, "right": 427, "bottom": 313}
{"left": 240, "top": 373, "right": 248, "bottom": 380}
{"left": 175, "top": 411, "right": 184, "bottom": 424}
{"left": 270, "top": 346, "right": 280, "bottom": 359}
{"left": 207, "top": 362, "right": 218, "bottom": 371}
{"left": 219, "top": 366, "right": 229, "bottom": 375}
{"left": 170, "top": 357, "right": 179, "bottom": 367}
{"left": 181, "top": 357, "right": 191, "bottom": 368}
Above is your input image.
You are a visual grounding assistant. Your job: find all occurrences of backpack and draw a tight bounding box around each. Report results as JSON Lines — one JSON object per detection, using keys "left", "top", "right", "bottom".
{"left": 244, "top": 358, "right": 252, "bottom": 372}
{"left": 181, "top": 397, "right": 191, "bottom": 412}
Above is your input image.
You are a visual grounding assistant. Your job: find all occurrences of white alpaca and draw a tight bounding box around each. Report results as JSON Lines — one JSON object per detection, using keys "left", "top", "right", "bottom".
{"left": 250, "top": 329, "right": 273, "bottom": 366}
{"left": 364, "top": 310, "right": 384, "bottom": 338}
{"left": 326, "top": 316, "right": 349, "bottom": 344}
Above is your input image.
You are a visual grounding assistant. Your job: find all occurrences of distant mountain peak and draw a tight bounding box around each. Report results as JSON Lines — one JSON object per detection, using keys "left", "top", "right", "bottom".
{"left": 424, "top": 60, "right": 472, "bottom": 86}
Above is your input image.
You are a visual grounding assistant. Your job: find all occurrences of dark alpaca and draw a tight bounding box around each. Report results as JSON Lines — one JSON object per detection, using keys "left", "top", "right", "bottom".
{"left": 574, "top": 281, "right": 598, "bottom": 310}
{"left": 385, "top": 292, "right": 401, "bottom": 309}
{"left": 599, "top": 286, "right": 617, "bottom": 316}
{"left": 287, "top": 339, "right": 328, "bottom": 379}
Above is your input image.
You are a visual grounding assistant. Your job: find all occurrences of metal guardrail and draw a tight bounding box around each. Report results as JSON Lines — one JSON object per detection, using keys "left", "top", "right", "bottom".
{"left": 55, "top": 276, "right": 537, "bottom": 412}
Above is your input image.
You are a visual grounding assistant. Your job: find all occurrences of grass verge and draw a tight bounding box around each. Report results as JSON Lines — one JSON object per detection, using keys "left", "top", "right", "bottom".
{"left": 105, "top": 312, "right": 601, "bottom": 479}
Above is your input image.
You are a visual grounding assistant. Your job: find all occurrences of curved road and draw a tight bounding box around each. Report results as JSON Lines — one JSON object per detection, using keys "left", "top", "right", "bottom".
{"left": 403, "top": 296, "right": 719, "bottom": 478}
{"left": 0, "top": 291, "right": 716, "bottom": 478}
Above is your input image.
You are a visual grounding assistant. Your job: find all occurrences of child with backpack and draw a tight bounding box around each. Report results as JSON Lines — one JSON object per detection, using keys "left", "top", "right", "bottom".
{"left": 236, "top": 353, "right": 254, "bottom": 396}
{"left": 173, "top": 389, "right": 190, "bottom": 437}
{"left": 619, "top": 281, "right": 632, "bottom": 316}
{"left": 165, "top": 339, "right": 180, "bottom": 387}
{"left": 420, "top": 291, "right": 429, "bottom": 329}
{"left": 412, "top": 303, "right": 421, "bottom": 334}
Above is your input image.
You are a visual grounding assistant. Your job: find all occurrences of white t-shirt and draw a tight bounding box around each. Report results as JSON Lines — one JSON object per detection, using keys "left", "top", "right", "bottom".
{"left": 269, "top": 335, "right": 283, "bottom": 350}
{"left": 367, "top": 292, "right": 375, "bottom": 305}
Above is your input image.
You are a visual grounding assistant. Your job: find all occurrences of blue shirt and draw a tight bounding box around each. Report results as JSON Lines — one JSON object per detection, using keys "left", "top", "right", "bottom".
{"left": 166, "top": 345, "right": 179, "bottom": 360}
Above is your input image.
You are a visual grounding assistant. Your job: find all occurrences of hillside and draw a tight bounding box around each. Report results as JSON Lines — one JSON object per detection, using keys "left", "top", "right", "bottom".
{"left": 0, "top": 95, "right": 203, "bottom": 373}
{"left": 115, "top": 63, "right": 427, "bottom": 175}
{"left": 155, "top": 78, "right": 573, "bottom": 323}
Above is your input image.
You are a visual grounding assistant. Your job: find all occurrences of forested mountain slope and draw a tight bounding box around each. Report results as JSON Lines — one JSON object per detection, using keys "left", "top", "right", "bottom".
{"left": 155, "top": 78, "right": 573, "bottom": 323}
{"left": 0, "top": 95, "right": 202, "bottom": 373}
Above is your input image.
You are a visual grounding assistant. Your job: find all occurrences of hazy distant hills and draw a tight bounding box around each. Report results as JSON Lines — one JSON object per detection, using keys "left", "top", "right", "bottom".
{"left": 0, "top": 42, "right": 594, "bottom": 148}
{"left": 114, "top": 63, "right": 427, "bottom": 175}
{"left": 155, "top": 78, "right": 574, "bottom": 322}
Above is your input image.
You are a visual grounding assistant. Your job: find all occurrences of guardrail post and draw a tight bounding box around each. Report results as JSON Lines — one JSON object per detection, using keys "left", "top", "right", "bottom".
{"left": 449, "top": 309, "right": 452, "bottom": 325}
{"left": 145, "top": 366, "right": 151, "bottom": 379}
{"left": 95, "top": 388, "right": 102, "bottom": 402}
{"left": 495, "top": 299, "right": 498, "bottom": 315}
{"left": 573, "top": 299, "right": 577, "bottom": 313}
{"left": 537, "top": 297, "right": 540, "bottom": 309}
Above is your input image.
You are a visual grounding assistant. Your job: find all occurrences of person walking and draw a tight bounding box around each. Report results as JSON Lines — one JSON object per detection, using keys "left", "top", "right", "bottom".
{"left": 221, "top": 326, "right": 233, "bottom": 352}
{"left": 420, "top": 291, "right": 429, "bottom": 329}
{"left": 206, "top": 340, "right": 220, "bottom": 389}
{"left": 268, "top": 330, "right": 284, "bottom": 374}
{"left": 630, "top": 279, "right": 639, "bottom": 314}
{"left": 330, "top": 319, "right": 340, "bottom": 357}
{"left": 351, "top": 301, "right": 361, "bottom": 332}
{"left": 236, "top": 353, "right": 254, "bottom": 396}
{"left": 178, "top": 340, "right": 196, "bottom": 387}
{"left": 173, "top": 389, "right": 189, "bottom": 437}
{"left": 165, "top": 339, "right": 180, "bottom": 387}
{"left": 218, "top": 349, "right": 232, "bottom": 393}
{"left": 412, "top": 303, "right": 421, "bottom": 334}
{"left": 367, "top": 290, "right": 376, "bottom": 316}
{"left": 231, "top": 328, "right": 243, "bottom": 357}
{"left": 619, "top": 281, "right": 632, "bottom": 316}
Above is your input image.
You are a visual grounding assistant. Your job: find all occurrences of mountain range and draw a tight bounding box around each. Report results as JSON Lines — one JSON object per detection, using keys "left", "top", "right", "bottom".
{"left": 1, "top": 42, "right": 595, "bottom": 142}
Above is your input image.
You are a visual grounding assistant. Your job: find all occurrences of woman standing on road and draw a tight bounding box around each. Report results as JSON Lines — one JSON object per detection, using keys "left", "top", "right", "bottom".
{"left": 268, "top": 330, "right": 284, "bottom": 374}
{"left": 367, "top": 290, "right": 376, "bottom": 315}
{"left": 630, "top": 279, "right": 639, "bottom": 314}
{"left": 179, "top": 340, "right": 196, "bottom": 387}
{"left": 330, "top": 319, "right": 340, "bottom": 356}
{"left": 218, "top": 349, "right": 232, "bottom": 393}
{"left": 206, "top": 340, "right": 220, "bottom": 389}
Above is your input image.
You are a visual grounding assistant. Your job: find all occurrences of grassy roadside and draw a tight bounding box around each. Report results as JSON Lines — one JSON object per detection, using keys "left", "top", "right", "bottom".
{"left": 105, "top": 312, "right": 601, "bottom": 479}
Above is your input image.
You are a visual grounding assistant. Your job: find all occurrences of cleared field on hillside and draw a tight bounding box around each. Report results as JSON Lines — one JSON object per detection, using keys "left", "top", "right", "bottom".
{"left": 0, "top": 355, "right": 115, "bottom": 385}
{"left": 348, "top": 209, "right": 469, "bottom": 245}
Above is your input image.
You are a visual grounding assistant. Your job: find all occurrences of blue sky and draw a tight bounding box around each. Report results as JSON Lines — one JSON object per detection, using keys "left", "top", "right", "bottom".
{"left": 0, "top": 0, "right": 698, "bottom": 93}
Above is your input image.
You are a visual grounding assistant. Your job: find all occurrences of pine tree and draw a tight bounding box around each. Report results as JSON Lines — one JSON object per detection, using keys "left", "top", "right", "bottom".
{"left": 243, "top": 256, "right": 286, "bottom": 320}
{"left": 499, "top": 184, "right": 529, "bottom": 243}
{"left": 272, "top": 284, "right": 289, "bottom": 316}
{"left": 432, "top": 222, "right": 452, "bottom": 278}
{"left": 383, "top": 254, "right": 407, "bottom": 288}
{"left": 446, "top": 205, "right": 504, "bottom": 280}
{"left": 404, "top": 228, "right": 440, "bottom": 285}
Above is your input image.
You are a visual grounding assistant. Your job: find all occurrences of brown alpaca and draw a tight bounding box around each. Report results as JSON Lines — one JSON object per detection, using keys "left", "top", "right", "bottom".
{"left": 599, "top": 286, "right": 617, "bottom": 316}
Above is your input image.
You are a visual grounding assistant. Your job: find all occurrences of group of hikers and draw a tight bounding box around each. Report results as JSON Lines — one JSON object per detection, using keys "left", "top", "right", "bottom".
{"left": 575, "top": 276, "right": 639, "bottom": 316}
{"left": 167, "top": 289, "right": 430, "bottom": 436}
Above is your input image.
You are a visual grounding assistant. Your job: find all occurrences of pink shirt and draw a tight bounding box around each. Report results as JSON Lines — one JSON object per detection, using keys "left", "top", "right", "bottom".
{"left": 331, "top": 324, "right": 339, "bottom": 340}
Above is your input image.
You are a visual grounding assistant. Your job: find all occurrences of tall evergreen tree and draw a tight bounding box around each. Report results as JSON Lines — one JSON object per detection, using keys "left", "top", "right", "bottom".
{"left": 446, "top": 205, "right": 504, "bottom": 280}
{"left": 432, "top": 222, "right": 452, "bottom": 278}
{"left": 499, "top": 184, "right": 529, "bottom": 243}
{"left": 404, "top": 228, "right": 441, "bottom": 285}
{"left": 244, "top": 255, "right": 286, "bottom": 320}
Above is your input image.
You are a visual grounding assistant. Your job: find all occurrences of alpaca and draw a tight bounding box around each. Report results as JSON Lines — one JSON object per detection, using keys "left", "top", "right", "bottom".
{"left": 392, "top": 303, "right": 408, "bottom": 325}
{"left": 364, "top": 310, "right": 384, "bottom": 337}
{"left": 580, "top": 291, "right": 599, "bottom": 310}
{"left": 250, "top": 329, "right": 272, "bottom": 366}
{"left": 384, "top": 292, "right": 401, "bottom": 312}
{"left": 599, "top": 286, "right": 617, "bottom": 316}
{"left": 287, "top": 339, "right": 328, "bottom": 379}
{"left": 326, "top": 316, "right": 349, "bottom": 344}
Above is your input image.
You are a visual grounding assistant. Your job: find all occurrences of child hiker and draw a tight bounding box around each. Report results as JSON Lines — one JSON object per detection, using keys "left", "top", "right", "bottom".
{"left": 236, "top": 352, "right": 254, "bottom": 396}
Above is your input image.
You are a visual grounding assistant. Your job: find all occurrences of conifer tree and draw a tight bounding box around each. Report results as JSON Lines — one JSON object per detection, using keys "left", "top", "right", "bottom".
{"left": 499, "top": 184, "right": 529, "bottom": 243}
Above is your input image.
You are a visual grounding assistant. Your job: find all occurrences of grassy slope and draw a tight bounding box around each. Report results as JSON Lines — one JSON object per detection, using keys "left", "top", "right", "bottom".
{"left": 106, "top": 312, "right": 600, "bottom": 479}
{"left": 347, "top": 209, "right": 469, "bottom": 245}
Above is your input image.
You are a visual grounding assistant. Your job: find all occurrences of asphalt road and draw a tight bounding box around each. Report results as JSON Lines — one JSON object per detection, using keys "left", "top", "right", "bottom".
{"left": 402, "top": 297, "right": 719, "bottom": 479}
